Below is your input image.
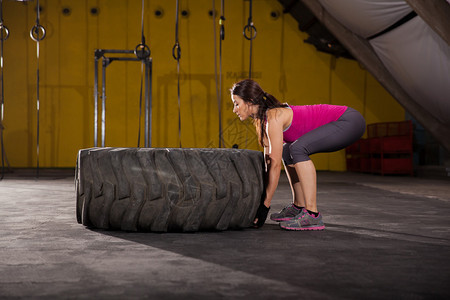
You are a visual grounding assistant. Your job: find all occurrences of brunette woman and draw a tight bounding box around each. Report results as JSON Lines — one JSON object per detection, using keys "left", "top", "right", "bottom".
{"left": 230, "top": 79, "right": 365, "bottom": 230}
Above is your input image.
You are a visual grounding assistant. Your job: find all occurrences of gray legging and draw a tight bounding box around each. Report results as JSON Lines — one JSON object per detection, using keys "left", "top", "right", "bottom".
{"left": 283, "top": 107, "right": 366, "bottom": 165}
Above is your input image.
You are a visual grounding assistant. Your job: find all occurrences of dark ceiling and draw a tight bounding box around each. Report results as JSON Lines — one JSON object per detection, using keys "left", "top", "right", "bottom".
{"left": 278, "top": 0, "right": 354, "bottom": 59}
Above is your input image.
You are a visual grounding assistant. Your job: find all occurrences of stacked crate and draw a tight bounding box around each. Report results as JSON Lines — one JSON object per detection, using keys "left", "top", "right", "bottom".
{"left": 346, "top": 120, "right": 413, "bottom": 175}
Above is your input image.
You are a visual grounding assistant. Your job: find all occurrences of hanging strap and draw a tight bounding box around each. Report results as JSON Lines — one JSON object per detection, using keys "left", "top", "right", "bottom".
{"left": 134, "top": 0, "right": 150, "bottom": 60}
{"left": 0, "top": 0, "right": 10, "bottom": 180}
{"left": 136, "top": 0, "right": 150, "bottom": 147}
{"left": 30, "top": 0, "right": 46, "bottom": 178}
{"left": 140, "top": 0, "right": 145, "bottom": 46}
{"left": 243, "top": 0, "right": 256, "bottom": 79}
{"left": 172, "top": 0, "right": 182, "bottom": 147}
{"left": 213, "top": 0, "right": 225, "bottom": 148}
{"left": 219, "top": 0, "right": 225, "bottom": 147}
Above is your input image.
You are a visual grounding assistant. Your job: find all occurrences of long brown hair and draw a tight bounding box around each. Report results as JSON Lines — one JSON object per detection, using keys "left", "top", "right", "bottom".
{"left": 230, "top": 79, "right": 288, "bottom": 147}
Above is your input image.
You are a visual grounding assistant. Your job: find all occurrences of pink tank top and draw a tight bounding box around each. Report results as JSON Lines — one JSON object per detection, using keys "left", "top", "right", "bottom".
{"left": 283, "top": 104, "right": 348, "bottom": 143}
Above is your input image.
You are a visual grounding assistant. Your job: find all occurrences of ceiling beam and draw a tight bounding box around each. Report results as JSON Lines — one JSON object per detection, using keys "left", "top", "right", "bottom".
{"left": 300, "top": 0, "right": 450, "bottom": 153}
{"left": 404, "top": 0, "right": 450, "bottom": 46}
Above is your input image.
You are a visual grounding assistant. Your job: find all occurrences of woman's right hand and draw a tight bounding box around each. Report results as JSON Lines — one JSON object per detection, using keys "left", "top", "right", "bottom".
{"left": 253, "top": 202, "right": 270, "bottom": 228}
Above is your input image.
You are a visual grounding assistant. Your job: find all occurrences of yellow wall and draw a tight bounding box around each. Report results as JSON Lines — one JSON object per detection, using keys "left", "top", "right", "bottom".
{"left": 1, "top": 0, "right": 404, "bottom": 169}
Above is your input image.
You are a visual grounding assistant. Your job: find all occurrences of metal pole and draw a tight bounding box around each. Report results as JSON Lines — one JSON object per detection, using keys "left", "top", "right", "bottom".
{"left": 101, "top": 58, "right": 107, "bottom": 147}
{"left": 94, "top": 55, "right": 98, "bottom": 147}
{"left": 0, "top": 0, "right": 9, "bottom": 180}
{"left": 149, "top": 59, "right": 152, "bottom": 147}
{"left": 144, "top": 59, "right": 148, "bottom": 147}
{"left": 36, "top": 40, "right": 40, "bottom": 177}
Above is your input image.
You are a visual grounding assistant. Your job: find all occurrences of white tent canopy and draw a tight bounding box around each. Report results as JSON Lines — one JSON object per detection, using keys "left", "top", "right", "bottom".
{"left": 319, "top": 0, "right": 450, "bottom": 126}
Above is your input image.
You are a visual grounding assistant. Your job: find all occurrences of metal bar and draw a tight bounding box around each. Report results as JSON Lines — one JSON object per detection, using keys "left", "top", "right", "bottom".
{"left": 108, "top": 57, "right": 141, "bottom": 62}
{"left": 145, "top": 58, "right": 152, "bottom": 147}
{"left": 101, "top": 57, "right": 107, "bottom": 147}
{"left": 36, "top": 40, "right": 40, "bottom": 178}
{"left": 98, "top": 49, "right": 134, "bottom": 54}
{"left": 94, "top": 56, "right": 98, "bottom": 147}
{"left": 144, "top": 59, "right": 149, "bottom": 147}
{"left": 149, "top": 58, "right": 152, "bottom": 147}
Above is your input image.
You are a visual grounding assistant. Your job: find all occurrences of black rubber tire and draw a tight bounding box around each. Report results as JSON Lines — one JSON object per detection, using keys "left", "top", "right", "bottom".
{"left": 76, "top": 147, "right": 264, "bottom": 232}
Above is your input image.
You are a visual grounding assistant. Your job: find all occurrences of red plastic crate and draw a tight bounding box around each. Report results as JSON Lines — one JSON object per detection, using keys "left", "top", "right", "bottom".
{"left": 360, "top": 157, "right": 371, "bottom": 173}
{"left": 371, "top": 157, "right": 413, "bottom": 175}
{"left": 367, "top": 120, "right": 413, "bottom": 176}
{"left": 380, "top": 136, "right": 412, "bottom": 153}
{"left": 360, "top": 139, "right": 370, "bottom": 154}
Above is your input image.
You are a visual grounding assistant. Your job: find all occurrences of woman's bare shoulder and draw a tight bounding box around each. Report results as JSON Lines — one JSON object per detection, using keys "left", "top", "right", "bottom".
{"left": 267, "top": 107, "right": 291, "bottom": 124}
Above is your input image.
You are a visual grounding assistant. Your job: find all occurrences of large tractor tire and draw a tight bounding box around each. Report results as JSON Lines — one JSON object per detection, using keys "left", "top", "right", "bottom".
{"left": 76, "top": 147, "right": 265, "bottom": 232}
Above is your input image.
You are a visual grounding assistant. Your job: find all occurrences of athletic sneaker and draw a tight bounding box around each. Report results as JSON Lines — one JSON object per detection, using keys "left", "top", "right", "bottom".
{"left": 270, "top": 204, "right": 302, "bottom": 222}
{"left": 279, "top": 208, "right": 325, "bottom": 231}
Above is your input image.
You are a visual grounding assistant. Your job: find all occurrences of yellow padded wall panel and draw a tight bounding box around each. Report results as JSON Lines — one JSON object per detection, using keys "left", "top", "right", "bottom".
{"left": 3, "top": 2, "right": 32, "bottom": 167}
{"left": 327, "top": 58, "right": 366, "bottom": 171}
{"left": 364, "top": 74, "right": 405, "bottom": 126}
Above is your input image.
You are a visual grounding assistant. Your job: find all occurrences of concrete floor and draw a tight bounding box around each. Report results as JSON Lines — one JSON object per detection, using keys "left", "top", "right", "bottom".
{"left": 0, "top": 169, "right": 449, "bottom": 299}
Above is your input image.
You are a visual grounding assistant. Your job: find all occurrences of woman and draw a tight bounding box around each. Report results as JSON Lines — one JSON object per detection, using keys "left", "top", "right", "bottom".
{"left": 230, "top": 79, "right": 365, "bottom": 230}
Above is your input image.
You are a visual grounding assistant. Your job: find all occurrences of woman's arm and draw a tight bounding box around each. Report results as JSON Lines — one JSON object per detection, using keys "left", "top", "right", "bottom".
{"left": 262, "top": 109, "right": 285, "bottom": 208}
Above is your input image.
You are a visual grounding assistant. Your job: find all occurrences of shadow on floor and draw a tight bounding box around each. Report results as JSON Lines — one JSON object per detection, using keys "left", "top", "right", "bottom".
{"left": 95, "top": 220, "right": 450, "bottom": 299}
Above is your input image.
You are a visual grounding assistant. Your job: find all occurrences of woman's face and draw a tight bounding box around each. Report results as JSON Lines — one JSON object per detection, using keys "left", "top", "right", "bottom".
{"left": 231, "top": 95, "right": 255, "bottom": 121}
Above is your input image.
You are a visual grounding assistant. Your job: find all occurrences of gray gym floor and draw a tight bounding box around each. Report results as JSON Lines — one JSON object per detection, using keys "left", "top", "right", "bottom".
{"left": 1, "top": 169, "right": 449, "bottom": 299}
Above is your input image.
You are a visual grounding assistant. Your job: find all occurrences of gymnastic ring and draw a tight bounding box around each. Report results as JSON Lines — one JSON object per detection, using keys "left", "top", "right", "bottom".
{"left": 0, "top": 24, "right": 9, "bottom": 41}
{"left": 134, "top": 43, "right": 151, "bottom": 60}
{"left": 243, "top": 24, "right": 257, "bottom": 40}
{"left": 172, "top": 43, "right": 181, "bottom": 61}
{"left": 30, "top": 24, "right": 46, "bottom": 42}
